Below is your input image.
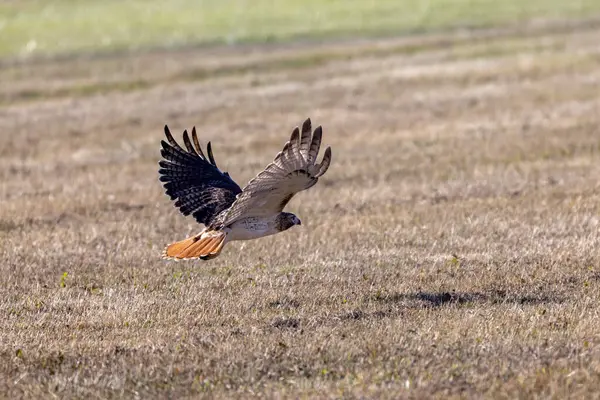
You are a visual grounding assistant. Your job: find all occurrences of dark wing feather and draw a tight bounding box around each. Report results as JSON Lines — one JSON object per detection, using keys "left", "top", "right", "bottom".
{"left": 159, "top": 125, "right": 242, "bottom": 227}
{"left": 191, "top": 127, "right": 206, "bottom": 159}
{"left": 206, "top": 142, "right": 218, "bottom": 168}
{"left": 221, "top": 118, "right": 332, "bottom": 227}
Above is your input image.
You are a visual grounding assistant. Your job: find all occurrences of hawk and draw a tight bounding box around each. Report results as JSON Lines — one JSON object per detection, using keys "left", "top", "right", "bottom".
{"left": 158, "top": 118, "right": 332, "bottom": 260}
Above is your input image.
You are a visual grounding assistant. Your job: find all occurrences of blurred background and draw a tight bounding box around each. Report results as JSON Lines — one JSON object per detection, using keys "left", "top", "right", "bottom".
{"left": 1, "top": 0, "right": 599, "bottom": 60}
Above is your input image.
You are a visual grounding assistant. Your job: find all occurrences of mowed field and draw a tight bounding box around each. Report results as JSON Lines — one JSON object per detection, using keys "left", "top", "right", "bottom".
{"left": 2, "top": 9, "right": 600, "bottom": 400}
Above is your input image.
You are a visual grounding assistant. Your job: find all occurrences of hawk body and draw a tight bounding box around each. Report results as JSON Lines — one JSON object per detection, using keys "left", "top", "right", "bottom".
{"left": 158, "top": 118, "right": 331, "bottom": 260}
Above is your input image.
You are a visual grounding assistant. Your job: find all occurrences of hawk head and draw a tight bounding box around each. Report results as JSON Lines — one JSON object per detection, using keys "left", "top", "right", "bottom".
{"left": 277, "top": 212, "right": 302, "bottom": 231}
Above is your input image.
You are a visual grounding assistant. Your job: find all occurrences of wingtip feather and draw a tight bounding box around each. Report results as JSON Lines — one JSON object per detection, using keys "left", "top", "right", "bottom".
{"left": 191, "top": 126, "right": 207, "bottom": 159}
{"left": 290, "top": 126, "right": 300, "bottom": 144}
{"left": 207, "top": 142, "right": 217, "bottom": 167}
{"left": 299, "top": 118, "right": 312, "bottom": 159}
{"left": 182, "top": 130, "right": 198, "bottom": 155}
{"left": 315, "top": 146, "right": 332, "bottom": 178}
{"left": 307, "top": 126, "right": 322, "bottom": 164}
{"left": 163, "top": 125, "right": 186, "bottom": 151}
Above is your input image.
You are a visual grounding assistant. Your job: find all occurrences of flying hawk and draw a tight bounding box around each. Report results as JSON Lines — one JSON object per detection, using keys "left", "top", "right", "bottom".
{"left": 158, "top": 118, "right": 332, "bottom": 260}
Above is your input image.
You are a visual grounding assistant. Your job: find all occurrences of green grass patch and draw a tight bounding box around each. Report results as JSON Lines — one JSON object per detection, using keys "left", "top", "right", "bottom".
{"left": 1, "top": 0, "right": 600, "bottom": 59}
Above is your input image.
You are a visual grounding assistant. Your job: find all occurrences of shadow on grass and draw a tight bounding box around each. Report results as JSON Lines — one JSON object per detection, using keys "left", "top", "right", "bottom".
{"left": 265, "top": 290, "right": 565, "bottom": 332}
{"left": 378, "top": 290, "right": 565, "bottom": 308}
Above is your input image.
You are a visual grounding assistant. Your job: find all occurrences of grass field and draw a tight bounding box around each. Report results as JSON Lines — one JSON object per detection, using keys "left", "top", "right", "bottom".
{"left": 2, "top": 2, "right": 600, "bottom": 398}
{"left": 2, "top": 0, "right": 600, "bottom": 59}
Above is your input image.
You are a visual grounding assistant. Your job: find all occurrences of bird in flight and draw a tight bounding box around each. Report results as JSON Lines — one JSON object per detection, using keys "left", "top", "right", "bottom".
{"left": 158, "top": 118, "right": 332, "bottom": 260}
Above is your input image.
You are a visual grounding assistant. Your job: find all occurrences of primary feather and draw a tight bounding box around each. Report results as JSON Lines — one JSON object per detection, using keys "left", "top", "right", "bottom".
{"left": 221, "top": 118, "right": 332, "bottom": 227}
{"left": 158, "top": 125, "right": 241, "bottom": 227}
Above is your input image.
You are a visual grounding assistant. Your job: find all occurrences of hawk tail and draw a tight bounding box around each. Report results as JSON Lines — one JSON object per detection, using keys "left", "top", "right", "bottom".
{"left": 162, "top": 229, "right": 227, "bottom": 260}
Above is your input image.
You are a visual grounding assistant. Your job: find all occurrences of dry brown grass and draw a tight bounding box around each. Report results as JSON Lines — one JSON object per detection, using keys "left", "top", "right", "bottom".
{"left": 2, "top": 19, "right": 600, "bottom": 399}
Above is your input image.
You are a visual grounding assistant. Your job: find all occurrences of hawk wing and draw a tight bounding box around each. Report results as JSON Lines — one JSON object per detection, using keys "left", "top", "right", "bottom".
{"left": 220, "top": 118, "right": 331, "bottom": 227}
{"left": 159, "top": 125, "right": 242, "bottom": 227}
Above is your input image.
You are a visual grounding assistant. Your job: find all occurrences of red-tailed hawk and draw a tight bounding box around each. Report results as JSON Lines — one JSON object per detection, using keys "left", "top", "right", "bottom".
{"left": 158, "top": 118, "right": 332, "bottom": 260}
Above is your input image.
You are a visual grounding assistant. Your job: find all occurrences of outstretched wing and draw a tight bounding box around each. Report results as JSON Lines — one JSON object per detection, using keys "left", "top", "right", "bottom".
{"left": 159, "top": 125, "right": 242, "bottom": 227}
{"left": 220, "top": 118, "right": 331, "bottom": 227}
